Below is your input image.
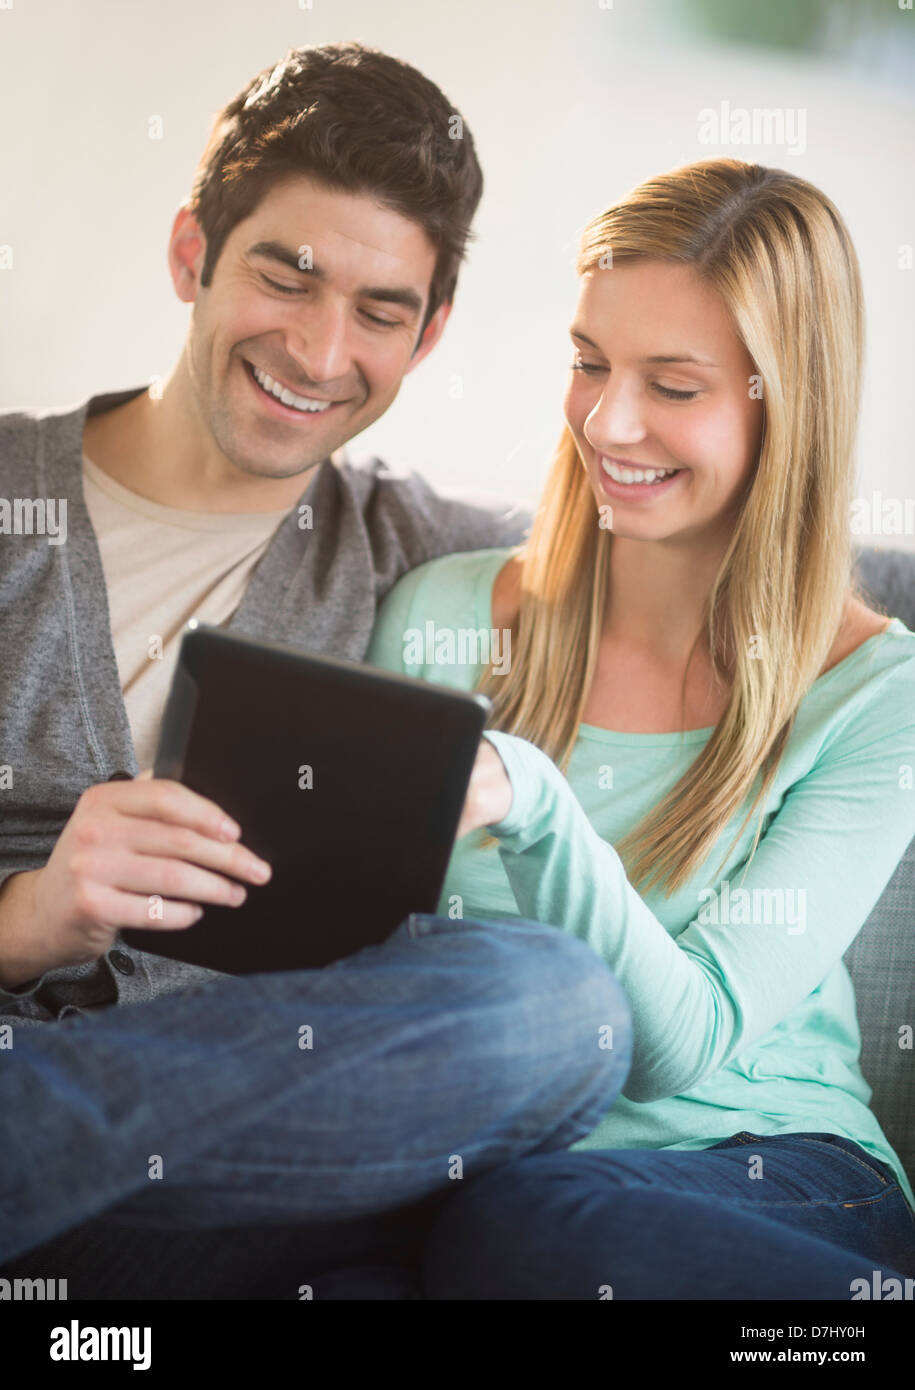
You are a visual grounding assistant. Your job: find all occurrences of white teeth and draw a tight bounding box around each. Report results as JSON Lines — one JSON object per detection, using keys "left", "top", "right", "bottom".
{"left": 251, "top": 364, "right": 332, "bottom": 413}
{"left": 600, "top": 458, "right": 679, "bottom": 485}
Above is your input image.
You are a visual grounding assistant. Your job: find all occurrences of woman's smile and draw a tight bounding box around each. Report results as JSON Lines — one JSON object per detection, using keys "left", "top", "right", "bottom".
{"left": 598, "top": 454, "right": 687, "bottom": 498}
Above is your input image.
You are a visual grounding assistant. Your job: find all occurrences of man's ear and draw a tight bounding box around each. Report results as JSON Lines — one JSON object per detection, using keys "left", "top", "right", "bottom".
{"left": 168, "top": 204, "right": 208, "bottom": 304}
{"left": 406, "top": 300, "right": 453, "bottom": 373}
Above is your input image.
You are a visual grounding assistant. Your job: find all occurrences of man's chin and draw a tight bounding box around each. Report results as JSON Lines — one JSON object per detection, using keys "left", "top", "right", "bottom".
{"left": 206, "top": 416, "right": 326, "bottom": 479}
{"left": 223, "top": 406, "right": 350, "bottom": 475}
{"left": 226, "top": 443, "right": 331, "bottom": 480}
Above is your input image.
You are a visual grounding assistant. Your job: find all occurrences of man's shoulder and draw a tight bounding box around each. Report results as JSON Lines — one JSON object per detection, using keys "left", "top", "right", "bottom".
{"left": 0, "top": 394, "right": 92, "bottom": 430}
{"left": 0, "top": 388, "right": 142, "bottom": 469}
{"left": 333, "top": 451, "right": 448, "bottom": 510}
{"left": 333, "top": 450, "right": 531, "bottom": 554}
{"left": 0, "top": 400, "right": 74, "bottom": 486}
{"left": 0, "top": 399, "right": 69, "bottom": 445}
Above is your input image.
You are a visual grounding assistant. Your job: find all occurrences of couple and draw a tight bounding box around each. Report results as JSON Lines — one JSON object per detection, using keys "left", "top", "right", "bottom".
{"left": 1, "top": 41, "right": 914, "bottom": 1299}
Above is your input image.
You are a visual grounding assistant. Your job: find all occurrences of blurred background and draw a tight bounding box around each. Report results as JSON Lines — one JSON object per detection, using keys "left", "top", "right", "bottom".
{"left": 1, "top": 0, "right": 913, "bottom": 547}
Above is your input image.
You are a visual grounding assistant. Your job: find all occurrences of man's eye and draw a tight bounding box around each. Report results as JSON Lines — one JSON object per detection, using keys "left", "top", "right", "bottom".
{"left": 360, "top": 309, "right": 399, "bottom": 328}
{"left": 261, "top": 278, "right": 399, "bottom": 327}
{"left": 570, "top": 359, "right": 607, "bottom": 374}
{"left": 653, "top": 384, "right": 700, "bottom": 401}
{"left": 262, "top": 275, "right": 303, "bottom": 295}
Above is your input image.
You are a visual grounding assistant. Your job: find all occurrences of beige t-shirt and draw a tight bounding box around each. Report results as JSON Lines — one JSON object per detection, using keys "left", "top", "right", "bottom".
{"left": 82, "top": 453, "right": 296, "bottom": 772}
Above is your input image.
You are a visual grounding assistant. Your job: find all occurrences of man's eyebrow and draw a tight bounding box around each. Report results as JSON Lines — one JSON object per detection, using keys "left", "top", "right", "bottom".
{"left": 569, "top": 329, "right": 719, "bottom": 367}
{"left": 247, "top": 241, "right": 424, "bottom": 315}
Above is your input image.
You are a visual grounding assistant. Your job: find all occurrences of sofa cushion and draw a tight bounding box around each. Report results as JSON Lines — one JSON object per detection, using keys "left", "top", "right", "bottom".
{"left": 845, "top": 547, "right": 915, "bottom": 1194}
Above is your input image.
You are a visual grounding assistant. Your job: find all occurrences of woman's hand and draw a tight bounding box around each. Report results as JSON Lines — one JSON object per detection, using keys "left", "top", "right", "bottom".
{"left": 456, "top": 737, "right": 514, "bottom": 839}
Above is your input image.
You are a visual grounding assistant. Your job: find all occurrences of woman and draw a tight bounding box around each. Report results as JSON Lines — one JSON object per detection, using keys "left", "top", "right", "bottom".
{"left": 364, "top": 158, "right": 915, "bottom": 1297}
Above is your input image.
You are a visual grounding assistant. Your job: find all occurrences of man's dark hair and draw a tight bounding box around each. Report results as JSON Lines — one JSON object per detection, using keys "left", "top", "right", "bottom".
{"left": 187, "top": 42, "right": 484, "bottom": 336}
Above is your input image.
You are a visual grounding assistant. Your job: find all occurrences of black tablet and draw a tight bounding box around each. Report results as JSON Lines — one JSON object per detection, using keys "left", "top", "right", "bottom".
{"left": 121, "top": 624, "right": 490, "bottom": 974}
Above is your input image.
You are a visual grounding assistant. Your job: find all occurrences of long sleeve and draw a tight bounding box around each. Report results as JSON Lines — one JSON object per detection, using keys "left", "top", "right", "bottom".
{"left": 481, "top": 698, "right": 915, "bottom": 1105}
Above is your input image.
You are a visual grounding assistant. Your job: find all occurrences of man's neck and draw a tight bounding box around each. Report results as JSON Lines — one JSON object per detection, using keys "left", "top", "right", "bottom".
{"left": 82, "top": 375, "right": 322, "bottom": 515}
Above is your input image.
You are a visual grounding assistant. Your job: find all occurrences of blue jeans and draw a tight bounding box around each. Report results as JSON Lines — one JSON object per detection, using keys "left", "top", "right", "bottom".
{"left": 2, "top": 914, "right": 912, "bottom": 1299}
{"left": 0, "top": 914, "right": 630, "bottom": 1289}
{"left": 415, "top": 1131, "right": 915, "bottom": 1300}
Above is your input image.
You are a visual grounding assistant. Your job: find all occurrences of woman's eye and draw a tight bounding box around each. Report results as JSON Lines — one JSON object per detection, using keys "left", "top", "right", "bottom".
{"left": 653, "top": 383, "right": 700, "bottom": 401}
{"left": 570, "top": 359, "right": 607, "bottom": 374}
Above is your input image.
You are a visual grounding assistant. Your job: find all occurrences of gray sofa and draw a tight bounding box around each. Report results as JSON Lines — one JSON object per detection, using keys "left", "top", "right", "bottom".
{"left": 845, "top": 545, "right": 915, "bottom": 1194}
{"left": 3, "top": 545, "right": 913, "bottom": 1298}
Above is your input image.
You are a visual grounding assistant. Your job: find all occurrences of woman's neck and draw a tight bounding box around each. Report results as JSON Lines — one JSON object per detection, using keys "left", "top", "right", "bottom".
{"left": 602, "top": 533, "right": 727, "bottom": 664}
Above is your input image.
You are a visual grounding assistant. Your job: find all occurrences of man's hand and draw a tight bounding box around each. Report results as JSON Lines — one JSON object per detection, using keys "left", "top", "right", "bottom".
{"left": 0, "top": 773, "right": 272, "bottom": 988}
{"left": 455, "top": 737, "right": 514, "bottom": 840}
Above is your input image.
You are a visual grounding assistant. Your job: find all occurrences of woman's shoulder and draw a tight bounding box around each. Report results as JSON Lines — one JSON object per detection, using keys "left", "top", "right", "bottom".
{"left": 819, "top": 599, "right": 896, "bottom": 677}
{"left": 367, "top": 545, "right": 519, "bottom": 675}
{"left": 819, "top": 598, "right": 915, "bottom": 693}
{"left": 491, "top": 551, "right": 524, "bottom": 630}
{"left": 384, "top": 546, "right": 517, "bottom": 619}
{"left": 802, "top": 602, "right": 915, "bottom": 761}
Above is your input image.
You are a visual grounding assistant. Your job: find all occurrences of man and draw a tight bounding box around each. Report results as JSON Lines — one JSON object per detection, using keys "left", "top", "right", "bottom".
{"left": 0, "top": 43, "right": 628, "bottom": 1297}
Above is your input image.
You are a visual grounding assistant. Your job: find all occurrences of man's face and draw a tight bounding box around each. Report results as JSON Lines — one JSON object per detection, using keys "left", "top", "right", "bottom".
{"left": 171, "top": 175, "right": 447, "bottom": 478}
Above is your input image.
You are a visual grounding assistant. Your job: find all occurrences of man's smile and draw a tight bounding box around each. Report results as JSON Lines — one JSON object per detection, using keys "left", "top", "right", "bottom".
{"left": 241, "top": 357, "right": 351, "bottom": 420}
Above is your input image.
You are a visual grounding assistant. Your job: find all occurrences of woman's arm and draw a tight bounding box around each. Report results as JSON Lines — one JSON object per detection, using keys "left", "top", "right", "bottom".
{"left": 481, "top": 692, "right": 915, "bottom": 1104}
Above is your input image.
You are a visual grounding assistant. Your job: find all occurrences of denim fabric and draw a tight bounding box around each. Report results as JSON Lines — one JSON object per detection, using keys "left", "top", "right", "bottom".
{"left": 417, "top": 1129, "right": 915, "bottom": 1300}
{"left": 5, "top": 910, "right": 911, "bottom": 1301}
{"left": 0, "top": 914, "right": 631, "bottom": 1292}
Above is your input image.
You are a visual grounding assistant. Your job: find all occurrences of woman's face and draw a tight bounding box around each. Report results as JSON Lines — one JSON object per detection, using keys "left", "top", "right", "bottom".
{"left": 564, "top": 259, "right": 764, "bottom": 545}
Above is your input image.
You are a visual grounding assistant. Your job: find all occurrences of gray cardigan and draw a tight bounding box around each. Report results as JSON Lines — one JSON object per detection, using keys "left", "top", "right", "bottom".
{"left": 0, "top": 386, "right": 531, "bottom": 1027}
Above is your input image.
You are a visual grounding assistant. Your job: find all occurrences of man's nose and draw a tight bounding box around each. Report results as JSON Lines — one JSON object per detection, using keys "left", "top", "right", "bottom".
{"left": 286, "top": 301, "right": 351, "bottom": 388}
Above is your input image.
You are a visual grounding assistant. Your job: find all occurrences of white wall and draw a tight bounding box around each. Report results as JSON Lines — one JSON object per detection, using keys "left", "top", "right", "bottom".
{"left": 1, "top": 0, "right": 912, "bottom": 548}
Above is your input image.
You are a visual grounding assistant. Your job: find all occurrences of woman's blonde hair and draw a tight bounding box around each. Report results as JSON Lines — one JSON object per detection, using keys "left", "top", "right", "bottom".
{"left": 477, "top": 158, "right": 871, "bottom": 896}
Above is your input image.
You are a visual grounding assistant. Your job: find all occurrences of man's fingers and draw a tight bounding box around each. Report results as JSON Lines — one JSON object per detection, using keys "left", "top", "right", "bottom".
{"left": 96, "top": 821, "right": 270, "bottom": 886}
{"left": 87, "top": 849, "right": 250, "bottom": 909}
{"left": 88, "top": 775, "right": 242, "bottom": 842}
{"left": 88, "top": 882, "right": 206, "bottom": 933}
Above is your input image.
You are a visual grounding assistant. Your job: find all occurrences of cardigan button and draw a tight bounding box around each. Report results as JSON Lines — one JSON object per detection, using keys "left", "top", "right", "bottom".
{"left": 107, "top": 770, "right": 133, "bottom": 781}
{"left": 109, "top": 950, "right": 136, "bottom": 976}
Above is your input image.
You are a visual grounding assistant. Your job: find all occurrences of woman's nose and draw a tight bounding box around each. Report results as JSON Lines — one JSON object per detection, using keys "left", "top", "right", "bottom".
{"left": 585, "top": 382, "right": 647, "bottom": 453}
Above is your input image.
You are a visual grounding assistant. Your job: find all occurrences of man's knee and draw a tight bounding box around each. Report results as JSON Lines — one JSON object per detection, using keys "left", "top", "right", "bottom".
{"left": 448, "top": 916, "right": 631, "bottom": 1053}
{"left": 410, "top": 915, "right": 632, "bottom": 1108}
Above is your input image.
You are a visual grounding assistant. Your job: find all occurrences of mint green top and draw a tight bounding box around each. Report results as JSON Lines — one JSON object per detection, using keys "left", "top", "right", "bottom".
{"left": 366, "top": 547, "right": 915, "bottom": 1208}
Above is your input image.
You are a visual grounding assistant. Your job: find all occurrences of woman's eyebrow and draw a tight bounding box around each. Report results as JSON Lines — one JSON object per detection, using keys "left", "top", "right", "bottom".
{"left": 570, "top": 330, "right": 719, "bottom": 369}
{"left": 643, "top": 354, "right": 721, "bottom": 368}
{"left": 570, "top": 329, "right": 601, "bottom": 349}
